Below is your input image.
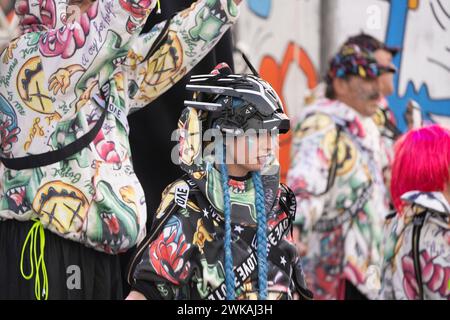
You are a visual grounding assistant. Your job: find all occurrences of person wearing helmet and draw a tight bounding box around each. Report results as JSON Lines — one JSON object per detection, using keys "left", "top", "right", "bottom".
{"left": 287, "top": 44, "right": 390, "bottom": 300}
{"left": 125, "top": 63, "right": 312, "bottom": 300}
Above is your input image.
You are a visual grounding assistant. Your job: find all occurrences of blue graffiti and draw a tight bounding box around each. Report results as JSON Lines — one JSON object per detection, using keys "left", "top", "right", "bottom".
{"left": 248, "top": 0, "right": 271, "bottom": 19}
{"left": 385, "top": 0, "right": 450, "bottom": 131}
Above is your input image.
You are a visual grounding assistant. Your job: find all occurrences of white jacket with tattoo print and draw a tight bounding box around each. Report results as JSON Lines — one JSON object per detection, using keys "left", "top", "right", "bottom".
{"left": 287, "top": 98, "right": 389, "bottom": 299}
{"left": 0, "top": 0, "right": 240, "bottom": 254}
{"left": 380, "top": 191, "right": 450, "bottom": 300}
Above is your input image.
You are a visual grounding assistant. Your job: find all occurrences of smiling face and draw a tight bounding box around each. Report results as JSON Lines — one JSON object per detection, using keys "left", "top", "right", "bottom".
{"left": 118, "top": 0, "right": 150, "bottom": 19}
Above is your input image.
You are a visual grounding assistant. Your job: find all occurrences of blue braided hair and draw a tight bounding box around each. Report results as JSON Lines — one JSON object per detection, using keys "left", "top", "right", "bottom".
{"left": 220, "top": 153, "right": 236, "bottom": 300}
{"left": 252, "top": 171, "right": 268, "bottom": 300}
{"left": 218, "top": 95, "right": 268, "bottom": 300}
{"left": 220, "top": 163, "right": 268, "bottom": 300}
{"left": 217, "top": 98, "right": 246, "bottom": 300}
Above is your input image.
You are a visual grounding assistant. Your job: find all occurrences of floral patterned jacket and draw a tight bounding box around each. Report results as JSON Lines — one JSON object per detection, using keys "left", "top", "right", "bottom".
{"left": 287, "top": 98, "right": 389, "bottom": 299}
{"left": 380, "top": 191, "right": 450, "bottom": 300}
{"left": 0, "top": 0, "right": 240, "bottom": 254}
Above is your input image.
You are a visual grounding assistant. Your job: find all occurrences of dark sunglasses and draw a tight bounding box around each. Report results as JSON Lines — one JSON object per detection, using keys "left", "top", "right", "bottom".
{"left": 378, "top": 65, "right": 397, "bottom": 74}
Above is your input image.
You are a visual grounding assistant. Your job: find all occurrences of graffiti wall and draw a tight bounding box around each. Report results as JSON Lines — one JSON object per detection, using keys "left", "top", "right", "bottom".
{"left": 235, "top": 0, "right": 450, "bottom": 181}
{"left": 324, "top": 0, "right": 450, "bottom": 130}
{"left": 0, "top": 0, "right": 18, "bottom": 50}
{"left": 234, "top": 0, "right": 321, "bottom": 181}
{"left": 386, "top": 0, "right": 450, "bottom": 129}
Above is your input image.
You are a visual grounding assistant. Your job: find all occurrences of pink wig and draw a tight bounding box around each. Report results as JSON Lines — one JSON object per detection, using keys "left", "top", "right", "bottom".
{"left": 391, "top": 124, "right": 450, "bottom": 213}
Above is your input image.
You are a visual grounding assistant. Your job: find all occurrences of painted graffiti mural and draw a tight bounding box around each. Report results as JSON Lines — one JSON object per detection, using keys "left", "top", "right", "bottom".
{"left": 259, "top": 43, "right": 318, "bottom": 182}
{"left": 235, "top": 0, "right": 450, "bottom": 180}
{"left": 321, "top": 0, "right": 450, "bottom": 130}
{"left": 0, "top": 0, "right": 18, "bottom": 49}
{"left": 247, "top": 0, "right": 271, "bottom": 18}
{"left": 385, "top": 0, "right": 450, "bottom": 129}
{"left": 235, "top": 0, "right": 320, "bottom": 182}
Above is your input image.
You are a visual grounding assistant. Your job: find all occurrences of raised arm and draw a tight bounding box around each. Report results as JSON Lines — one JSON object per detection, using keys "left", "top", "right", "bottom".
{"left": 4, "top": 0, "right": 159, "bottom": 115}
{"left": 123, "top": 0, "right": 241, "bottom": 114}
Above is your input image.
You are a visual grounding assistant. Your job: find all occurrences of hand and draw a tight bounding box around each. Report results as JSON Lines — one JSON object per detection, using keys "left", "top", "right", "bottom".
{"left": 126, "top": 290, "right": 147, "bottom": 300}
{"left": 75, "top": 79, "right": 98, "bottom": 111}
{"left": 2, "top": 39, "right": 18, "bottom": 64}
{"left": 48, "top": 65, "right": 84, "bottom": 95}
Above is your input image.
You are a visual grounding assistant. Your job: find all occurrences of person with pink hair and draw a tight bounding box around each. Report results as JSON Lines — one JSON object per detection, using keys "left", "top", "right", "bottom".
{"left": 380, "top": 124, "right": 450, "bottom": 300}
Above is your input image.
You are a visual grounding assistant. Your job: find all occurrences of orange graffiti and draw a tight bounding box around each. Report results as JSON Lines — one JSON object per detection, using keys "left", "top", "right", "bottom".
{"left": 259, "top": 43, "right": 318, "bottom": 182}
{"left": 408, "top": 0, "right": 419, "bottom": 10}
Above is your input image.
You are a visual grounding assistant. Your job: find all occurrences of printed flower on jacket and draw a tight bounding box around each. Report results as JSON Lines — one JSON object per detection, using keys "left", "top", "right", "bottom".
{"left": 401, "top": 250, "right": 450, "bottom": 299}
{"left": 149, "top": 216, "right": 191, "bottom": 285}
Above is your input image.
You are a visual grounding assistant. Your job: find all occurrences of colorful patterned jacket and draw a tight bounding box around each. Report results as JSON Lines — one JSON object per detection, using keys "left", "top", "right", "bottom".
{"left": 304, "top": 84, "right": 396, "bottom": 203}
{"left": 372, "top": 97, "right": 401, "bottom": 205}
{"left": 0, "top": 0, "right": 240, "bottom": 254}
{"left": 287, "top": 98, "right": 389, "bottom": 299}
{"left": 380, "top": 191, "right": 450, "bottom": 300}
{"left": 127, "top": 107, "right": 312, "bottom": 300}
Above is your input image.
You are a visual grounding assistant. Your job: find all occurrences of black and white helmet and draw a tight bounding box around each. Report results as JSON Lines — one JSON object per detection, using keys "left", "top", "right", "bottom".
{"left": 183, "top": 63, "right": 290, "bottom": 135}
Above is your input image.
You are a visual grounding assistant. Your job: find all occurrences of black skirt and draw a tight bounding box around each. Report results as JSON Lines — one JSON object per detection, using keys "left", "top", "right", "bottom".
{"left": 0, "top": 219, "right": 123, "bottom": 300}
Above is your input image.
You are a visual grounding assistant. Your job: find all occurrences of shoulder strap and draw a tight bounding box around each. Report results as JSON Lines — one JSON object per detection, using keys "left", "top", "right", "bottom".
{"left": 142, "top": 15, "right": 173, "bottom": 62}
{"left": 381, "top": 108, "right": 402, "bottom": 140}
{"left": 292, "top": 261, "right": 314, "bottom": 300}
{"left": 0, "top": 84, "right": 110, "bottom": 170}
{"left": 297, "top": 122, "right": 343, "bottom": 197}
{"left": 323, "top": 123, "right": 343, "bottom": 195}
{"left": 279, "top": 183, "right": 297, "bottom": 237}
{"left": 385, "top": 210, "right": 397, "bottom": 221}
{"left": 412, "top": 207, "right": 427, "bottom": 300}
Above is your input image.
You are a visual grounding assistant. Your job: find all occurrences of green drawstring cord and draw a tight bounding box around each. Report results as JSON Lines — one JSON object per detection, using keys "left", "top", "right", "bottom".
{"left": 20, "top": 219, "right": 48, "bottom": 300}
{"left": 156, "top": 0, "right": 161, "bottom": 14}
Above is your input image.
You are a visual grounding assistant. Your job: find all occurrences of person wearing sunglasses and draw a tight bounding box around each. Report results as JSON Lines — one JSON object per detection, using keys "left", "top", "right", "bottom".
{"left": 345, "top": 34, "right": 401, "bottom": 211}
{"left": 287, "top": 44, "right": 390, "bottom": 300}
